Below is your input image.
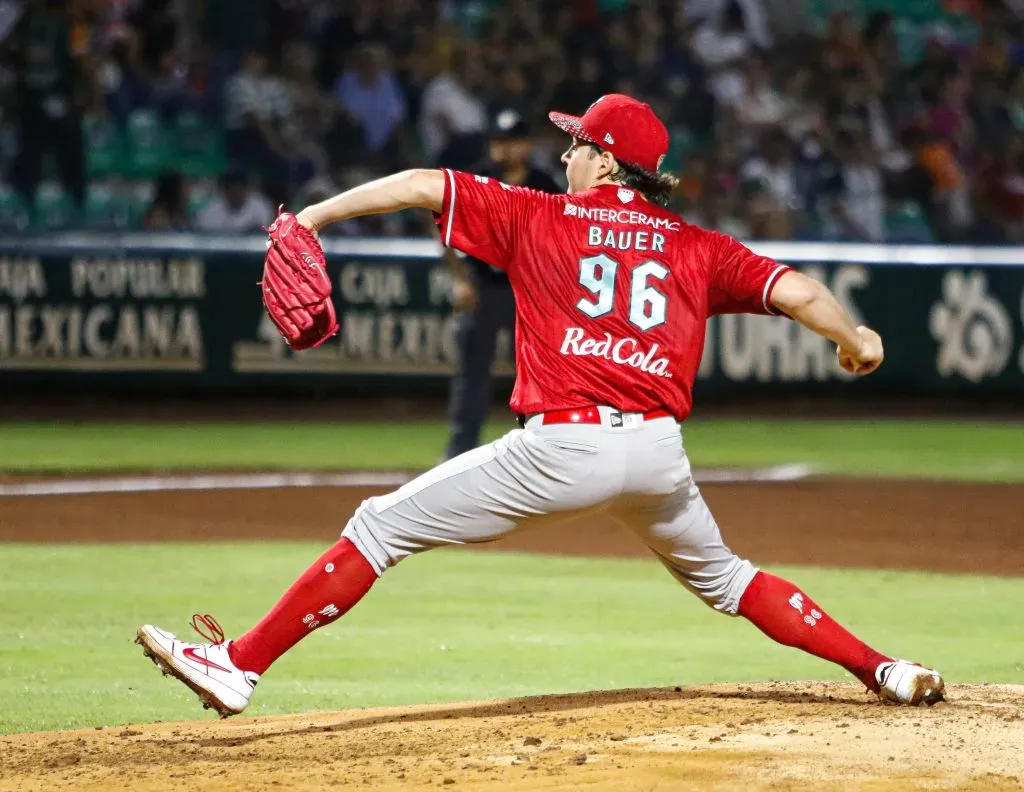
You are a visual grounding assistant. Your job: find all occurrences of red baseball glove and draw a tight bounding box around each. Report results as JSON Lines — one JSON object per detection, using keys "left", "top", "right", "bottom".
{"left": 261, "top": 208, "right": 339, "bottom": 350}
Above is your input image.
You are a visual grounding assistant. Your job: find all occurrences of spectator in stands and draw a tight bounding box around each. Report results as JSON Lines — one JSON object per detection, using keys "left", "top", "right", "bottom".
{"left": 739, "top": 128, "right": 803, "bottom": 239}
{"left": 684, "top": 0, "right": 774, "bottom": 49}
{"left": 96, "top": 27, "right": 148, "bottom": 120}
{"left": 318, "top": 2, "right": 390, "bottom": 66}
{"left": 334, "top": 43, "right": 407, "bottom": 169}
{"left": 393, "top": 27, "right": 436, "bottom": 131}
{"left": 631, "top": 3, "right": 667, "bottom": 95}
{"left": 12, "top": 0, "right": 1024, "bottom": 243}
{"left": 825, "top": 67, "right": 874, "bottom": 141}
{"left": 488, "top": 64, "right": 530, "bottom": 116}
{"left": 822, "top": 130, "right": 886, "bottom": 242}
{"left": 130, "top": 0, "right": 180, "bottom": 96}
{"left": 974, "top": 21, "right": 1015, "bottom": 81}
{"left": 602, "top": 14, "right": 640, "bottom": 85}
{"left": 666, "top": 33, "right": 719, "bottom": 143}
{"left": 280, "top": 40, "right": 332, "bottom": 179}
{"left": 927, "top": 70, "right": 971, "bottom": 153}
{"left": 974, "top": 134, "right": 1024, "bottom": 241}
{"left": 143, "top": 170, "right": 191, "bottom": 231}
{"left": 908, "top": 33, "right": 960, "bottom": 109}
{"left": 968, "top": 75, "right": 1014, "bottom": 142}
{"left": 661, "top": 16, "right": 707, "bottom": 98}
{"left": 692, "top": 2, "right": 756, "bottom": 109}
{"left": 821, "top": 11, "right": 869, "bottom": 76}
{"left": 684, "top": 173, "right": 752, "bottom": 239}
{"left": 0, "top": 1, "right": 23, "bottom": 43}
{"left": 418, "top": 49, "right": 488, "bottom": 165}
{"left": 684, "top": 153, "right": 757, "bottom": 237}
{"left": 862, "top": 11, "right": 899, "bottom": 80}
{"left": 138, "top": 5, "right": 204, "bottom": 121}
{"left": 678, "top": 153, "right": 710, "bottom": 216}
{"left": 778, "top": 66, "right": 823, "bottom": 143}
{"left": 548, "top": 54, "right": 613, "bottom": 118}
{"left": 792, "top": 123, "right": 839, "bottom": 221}
{"left": 195, "top": 169, "right": 274, "bottom": 233}
{"left": 860, "top": 63, "right": 904, "bottom": 170}
{"left": 732, "top": 55, "right": 785, "bottom": 130}
{"left": 899, "top": 125, "right": 972, "bottom": 241}
{"left": 8, "top": 0, "right": 88, "bottom": 208}
{"left": 223, "top": 47, "right": 296, "bottom": 200}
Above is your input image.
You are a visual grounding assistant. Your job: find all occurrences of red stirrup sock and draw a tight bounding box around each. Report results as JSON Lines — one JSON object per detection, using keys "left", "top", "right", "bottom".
{"left": 737, "top": 571, "right": 890, "bottom": 691}
{"left": 228, "top": 537, "right": 378, "bottom": 675}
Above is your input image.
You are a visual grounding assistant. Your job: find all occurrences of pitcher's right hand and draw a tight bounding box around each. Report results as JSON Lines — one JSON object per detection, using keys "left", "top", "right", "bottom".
{"left": 838, "top": 326, "right": 884, "bottom": 376}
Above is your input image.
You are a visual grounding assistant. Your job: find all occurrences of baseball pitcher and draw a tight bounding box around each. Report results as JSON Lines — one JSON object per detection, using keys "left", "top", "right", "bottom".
{"left": 137, "top": 94, "right": 944, "bottom": 717}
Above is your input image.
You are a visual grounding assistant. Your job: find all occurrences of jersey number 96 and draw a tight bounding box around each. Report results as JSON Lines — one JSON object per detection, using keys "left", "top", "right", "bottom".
{"left": 576, "top": 254, "right": 668, "bottom": 332}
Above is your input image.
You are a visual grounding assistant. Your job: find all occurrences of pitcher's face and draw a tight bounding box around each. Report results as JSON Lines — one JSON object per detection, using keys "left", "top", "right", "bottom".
{"left": 561, "top": 138, "right": 610, "bottom": 193}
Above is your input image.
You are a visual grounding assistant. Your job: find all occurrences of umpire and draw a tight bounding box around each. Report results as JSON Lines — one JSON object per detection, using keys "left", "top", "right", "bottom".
{"left": 442, "top": 109, "right": 560, "bottom": 460}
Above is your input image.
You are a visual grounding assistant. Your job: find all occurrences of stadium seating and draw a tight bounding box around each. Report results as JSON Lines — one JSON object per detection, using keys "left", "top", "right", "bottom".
{"left": 0, "top": 182, "right": 31, "bottom": 232}
{"left": 32, "top": 180, "right": 77, "bottom": 230}
{"left": 174, "top": 112, "right": 227, "bottom": 179}
{"left": 125, "top": 109, "right": 171, "bottom": 178}
{"left": 806, "top": 0, "right": 978, "bottom": 62}
{"left": 84, "top": 115, "right": 124, "bottom": 180}
{"left": 83, "top": 180, "right": 133, "bottom": 231}
{"left": 74, "top": 111, "right": 228, "bottom": 231}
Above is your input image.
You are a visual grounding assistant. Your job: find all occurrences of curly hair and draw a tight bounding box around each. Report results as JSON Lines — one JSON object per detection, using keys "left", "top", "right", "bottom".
{"left": 586, "top": 145, "right": 680, "bottom": 207}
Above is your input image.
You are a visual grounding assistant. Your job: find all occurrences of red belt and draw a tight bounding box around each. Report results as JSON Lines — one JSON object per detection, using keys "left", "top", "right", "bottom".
{"left": 533, "top": 406, "right": 673, "bottom": 425}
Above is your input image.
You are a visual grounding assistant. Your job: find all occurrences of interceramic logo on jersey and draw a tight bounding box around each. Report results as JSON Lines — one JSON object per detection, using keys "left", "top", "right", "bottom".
{"left": 560, "top": 204, "right": 680, "bottom": 230}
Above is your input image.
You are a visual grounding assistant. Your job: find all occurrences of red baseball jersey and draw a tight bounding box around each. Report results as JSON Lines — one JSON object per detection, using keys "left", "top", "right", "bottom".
{"left": 436, "top": 169, "right": 792, "bottom": 421}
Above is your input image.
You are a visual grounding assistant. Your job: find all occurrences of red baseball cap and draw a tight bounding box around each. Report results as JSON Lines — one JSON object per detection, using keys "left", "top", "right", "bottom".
{"left": 549, "top": 94, "right": 670, "bottom": 173}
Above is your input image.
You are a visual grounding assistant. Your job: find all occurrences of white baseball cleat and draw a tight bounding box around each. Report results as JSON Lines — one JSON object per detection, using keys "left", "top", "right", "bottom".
{"left": 875, "top": 659, "right": 945, "bottom": 705}
{"left": 136, "top": 624, "right": 258, "bottom": 718}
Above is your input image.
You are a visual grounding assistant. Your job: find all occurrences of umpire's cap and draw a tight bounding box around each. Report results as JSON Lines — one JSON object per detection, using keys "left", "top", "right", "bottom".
{"left": 491, "top": 108, "right": 530, "bottom": 140}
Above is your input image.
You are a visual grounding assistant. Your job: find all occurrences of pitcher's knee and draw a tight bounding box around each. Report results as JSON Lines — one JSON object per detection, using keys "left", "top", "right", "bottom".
{"left": 677, "top": 555, "right": 759, "bottom": 615}
{"left": 341, "top": 496, "right": 415, "bottom": 576}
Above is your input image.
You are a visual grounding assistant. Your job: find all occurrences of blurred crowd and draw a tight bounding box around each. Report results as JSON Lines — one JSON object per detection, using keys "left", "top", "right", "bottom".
{"left": 1, "top": 0, "right": 1023, "bottom": 242}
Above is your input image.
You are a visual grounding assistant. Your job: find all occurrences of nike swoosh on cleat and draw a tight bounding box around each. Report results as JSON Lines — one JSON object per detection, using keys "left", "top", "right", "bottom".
{"left": 182, "top": 647, "right": 233, "bottom": 673}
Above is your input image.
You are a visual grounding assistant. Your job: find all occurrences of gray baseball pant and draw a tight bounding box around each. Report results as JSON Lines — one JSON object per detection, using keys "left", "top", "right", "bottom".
{"left": 343, "top": 407, "right": 758, "bottom": 614}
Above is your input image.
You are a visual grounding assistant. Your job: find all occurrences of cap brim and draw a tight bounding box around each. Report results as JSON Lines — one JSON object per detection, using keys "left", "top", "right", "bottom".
{"left": 548, "top": 111, "right": 596, "bottom": 144}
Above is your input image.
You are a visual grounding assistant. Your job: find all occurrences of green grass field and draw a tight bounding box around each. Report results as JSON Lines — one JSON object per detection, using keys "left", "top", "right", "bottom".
{"left": 2, "top": 419, "right": 1024, "bottom": 480}
{"left": 1, "top": 543, "right": 1022, "bottom": 736}
{"left": 1, "top": 418, "right": 1021, "bottom": 737}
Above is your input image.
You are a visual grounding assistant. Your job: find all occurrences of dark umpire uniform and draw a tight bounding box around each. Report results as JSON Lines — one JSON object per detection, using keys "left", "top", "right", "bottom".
{"left": 443, "top": 111, "right": 561, "bottom": 460}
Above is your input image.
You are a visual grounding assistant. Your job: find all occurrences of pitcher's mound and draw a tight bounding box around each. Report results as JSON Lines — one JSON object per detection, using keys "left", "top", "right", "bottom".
{"left": 2, "top": 682, "right": 1021, "bottom": 791}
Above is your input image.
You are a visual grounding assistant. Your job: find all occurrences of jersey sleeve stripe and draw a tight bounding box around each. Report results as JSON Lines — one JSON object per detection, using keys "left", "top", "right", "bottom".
{"left": 443, "top": 168, "right": 456, "bottom": 247}
{"left": 761, "top": 264, "right": 790, "bottom": 315}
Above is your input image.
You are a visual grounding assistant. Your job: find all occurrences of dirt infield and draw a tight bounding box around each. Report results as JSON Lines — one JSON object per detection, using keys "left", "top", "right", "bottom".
{"left": 1, "top": 476, "right": 1021, "bottom": 575}
{"left": 1, "top": 474, "right": 1022, "bottom": 790}
{"left": 2, "top": 683, "right": 1022, "bottom": 791}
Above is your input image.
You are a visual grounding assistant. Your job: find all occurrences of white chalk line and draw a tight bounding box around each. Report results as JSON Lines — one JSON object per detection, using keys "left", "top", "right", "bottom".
{"left": 698, "top": 463, "right": 812, "bottom": 483}
{"left": 0, "top": 464, "right": 812, "bottom": 498}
